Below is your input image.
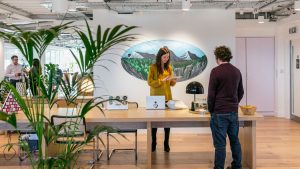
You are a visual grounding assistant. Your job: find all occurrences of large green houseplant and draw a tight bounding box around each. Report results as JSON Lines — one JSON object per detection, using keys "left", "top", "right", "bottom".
{"left": 0, "top": 21, "right": 137, "bottom": 168}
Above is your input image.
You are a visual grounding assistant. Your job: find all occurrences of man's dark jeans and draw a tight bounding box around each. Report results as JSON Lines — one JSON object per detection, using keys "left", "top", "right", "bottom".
{"left": 210, "top": 112, "right": 242, "bottom": 169}
{"left": 9, "top": 79, "right": 21, "bottom": 88}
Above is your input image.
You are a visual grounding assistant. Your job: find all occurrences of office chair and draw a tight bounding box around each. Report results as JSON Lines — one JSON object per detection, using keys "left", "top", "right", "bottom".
{"left": 106, "top": 101, "right": 138, "bottom": 161}
{"left": 51, "top": 115, "right": 102, "bottom": 169}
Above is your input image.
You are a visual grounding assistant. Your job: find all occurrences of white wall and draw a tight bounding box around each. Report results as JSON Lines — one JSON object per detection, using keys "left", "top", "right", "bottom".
{"left": 236, "top": 14, "right": 300, "bottom": 119}
{"left": 236, "top": 20, "right": 276, "bottom": 37}
{"left": 0, "top": 11, "right": 294, "bottom": 119}
{"left": 0, "top": 40, "right": 4, "bottom": 80}
{"left": 291, "top": 39, "right": 300, "bottom": 118}
{"left": 93, "top": 9, "right": 235, "bottom": 107}
{"left": 236, "top": 20, "right": 283, "bottom": 118}
{"left": 276, "top": 14, "right": 300, "bottom": 118}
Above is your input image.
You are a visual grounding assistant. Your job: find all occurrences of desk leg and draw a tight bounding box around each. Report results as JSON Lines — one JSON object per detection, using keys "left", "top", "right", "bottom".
{"left": 147, "top": 122, "right": 152, "bottom": 169}
{"left": 42, "top": 122, "right": 49, "bottom": 157}
{"left": 240, "top": 121, "right": 256, "bottom": 169}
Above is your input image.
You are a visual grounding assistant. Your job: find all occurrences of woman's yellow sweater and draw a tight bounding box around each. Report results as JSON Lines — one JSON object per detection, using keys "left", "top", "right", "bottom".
{"left": 147, "top": 64, "right": 176, "bottom": 101}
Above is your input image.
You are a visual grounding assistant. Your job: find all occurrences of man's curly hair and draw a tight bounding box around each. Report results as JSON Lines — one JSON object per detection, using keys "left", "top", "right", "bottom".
{"left": 214, "top": 46, "right": 232, "bottom": 62}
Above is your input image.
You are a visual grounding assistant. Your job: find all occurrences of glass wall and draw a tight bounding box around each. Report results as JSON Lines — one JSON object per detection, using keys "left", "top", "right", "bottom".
{"left": 4, "top": 44, "right": 80, "bottom": 73}
{"left": 4, "top": 43, "right": 28, "bottom": 69}
{"left": 45, "top": 46, "right": 79, "bottom": 73}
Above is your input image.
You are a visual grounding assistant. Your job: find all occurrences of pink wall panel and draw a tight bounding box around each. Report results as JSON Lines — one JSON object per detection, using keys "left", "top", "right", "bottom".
{"left": 246, "top": 37, "right": 275, "bottom": 112}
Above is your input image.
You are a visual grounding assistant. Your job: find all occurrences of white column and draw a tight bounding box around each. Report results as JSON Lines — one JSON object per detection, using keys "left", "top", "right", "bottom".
{"left": 0, "top": 40, "right": 4, "bottom": 135}
{"left": 40, "top": 52, "right": 46, "bottom": 71}
{"left": 0, "top": 40, "right": 4, "bottom": 80}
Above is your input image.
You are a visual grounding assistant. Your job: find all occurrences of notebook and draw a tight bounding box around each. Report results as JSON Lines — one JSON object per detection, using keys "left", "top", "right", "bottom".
{"left": 146, "top": 96, "right": 165, "bottom": 110}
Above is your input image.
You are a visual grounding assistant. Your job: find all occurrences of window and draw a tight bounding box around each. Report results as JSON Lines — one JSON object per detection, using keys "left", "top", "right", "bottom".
{"left": 4, "top": 43, "right": 28, "bottom": 68}
{"left": 45, "top": 46, "right": 79, "bottom": 73}
{"left": 4, "top": 44, "right": 80, "bottom": 73}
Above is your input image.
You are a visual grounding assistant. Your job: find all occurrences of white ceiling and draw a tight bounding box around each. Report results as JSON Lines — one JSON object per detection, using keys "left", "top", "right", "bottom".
{"left": 1, "top": 0, "right": 52, "bottom": 14}
{"left": 0, "top": 0, "right": 296, "bottom": 29}
{"left": 0, "top": 0, "right": 295, "bottom": 48}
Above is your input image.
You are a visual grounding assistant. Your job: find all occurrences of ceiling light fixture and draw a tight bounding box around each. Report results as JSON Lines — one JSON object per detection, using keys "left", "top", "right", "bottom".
{"left": 239, "top": 8, "right": 244, "bottom": 15}
{"left": 5, "top": 13, "right": 13, "bottom": 25}
{"left": 253, "top": 8, "right": 258, "bottom": 14}
{"left": 182, "top": 0, "right": 192, "bottom": 11}
{"left": 52, "top": 0, "right": 69, "bottom": 13}
{"left": 258, "top": 16, "right": 265, "bottom": 24}
{"left": 295, "top": 1, "right": 300, "bottom": 11}
{"left": 68, "top": 1, "right": 77, "bottom": 12}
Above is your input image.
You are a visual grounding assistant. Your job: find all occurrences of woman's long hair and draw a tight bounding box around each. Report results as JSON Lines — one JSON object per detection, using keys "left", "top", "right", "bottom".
{"left": 155, "top": 46, "right": 170, "bottom": 75}
{"left": 32, "top": 58, "right": 42, "bottom": 75}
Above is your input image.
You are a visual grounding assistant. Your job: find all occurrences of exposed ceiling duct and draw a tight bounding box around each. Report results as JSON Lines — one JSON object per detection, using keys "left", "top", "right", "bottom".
{"left": 0, "top": 0, "right": 297, "bottom": 32}
{"left": 0, "top": 1, "right": 32, "bottom": 20}
{"left": 0, "top": 0, "right": 297, "bottom": 21}
{"left": 75, "top": 0, "right": 297, "bottom": 20}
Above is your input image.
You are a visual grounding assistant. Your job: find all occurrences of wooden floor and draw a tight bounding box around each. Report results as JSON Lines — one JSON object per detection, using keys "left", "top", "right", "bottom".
{"left": 1, "top": 117, "right": 300, "bottom": 169}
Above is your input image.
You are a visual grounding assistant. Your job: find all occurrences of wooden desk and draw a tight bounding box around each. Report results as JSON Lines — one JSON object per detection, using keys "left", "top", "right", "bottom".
{"left": 22, "top": 96, "right": 94, "bottom": 107}
{"left": 0, "top": 108, "right": 262, "bottom": 169}
{"left": 56, "top": 96, "right": 94, "bottom": 102}
{"left": 56, "top": 96, "right": 94, "bottom": 107}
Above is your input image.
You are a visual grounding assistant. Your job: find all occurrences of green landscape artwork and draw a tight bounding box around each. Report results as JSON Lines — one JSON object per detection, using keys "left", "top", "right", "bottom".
{"left": 121, "top": 40, "right": 208, "bottom": 82}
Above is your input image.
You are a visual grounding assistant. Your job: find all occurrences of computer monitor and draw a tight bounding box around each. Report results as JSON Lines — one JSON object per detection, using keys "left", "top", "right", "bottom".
{"left": 146, "top": 96, "right": 165, "bottom": 110}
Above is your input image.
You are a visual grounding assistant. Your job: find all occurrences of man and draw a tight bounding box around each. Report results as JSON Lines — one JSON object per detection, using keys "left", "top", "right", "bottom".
{"left": 5, "top": 55, "right": 23, "bottom": 87}
{"left": 208, "top": 46, "right": 244, "bottom": 169}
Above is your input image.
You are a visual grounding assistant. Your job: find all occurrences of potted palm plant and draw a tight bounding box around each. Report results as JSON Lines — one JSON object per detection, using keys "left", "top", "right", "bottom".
{"left": 0, "top": 20, "right": 137, "bottom": 168}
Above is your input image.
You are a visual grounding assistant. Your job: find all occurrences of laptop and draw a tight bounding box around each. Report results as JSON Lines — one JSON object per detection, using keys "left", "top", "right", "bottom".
{"left": 146, "top": 96, "right": 165, "bottom": 110}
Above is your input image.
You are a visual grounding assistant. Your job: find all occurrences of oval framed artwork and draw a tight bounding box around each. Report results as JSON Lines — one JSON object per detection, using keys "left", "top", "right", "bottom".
{"left": 121, "top": 40, "right": 208, "bottom": 82}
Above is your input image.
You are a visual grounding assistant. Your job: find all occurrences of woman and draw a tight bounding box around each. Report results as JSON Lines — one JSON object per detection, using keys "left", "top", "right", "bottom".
{"left": 147, "top": 46, "right": 176, "bottom": 152}
{"left": 28, "top": 58, "right": 42, "bottom": 96}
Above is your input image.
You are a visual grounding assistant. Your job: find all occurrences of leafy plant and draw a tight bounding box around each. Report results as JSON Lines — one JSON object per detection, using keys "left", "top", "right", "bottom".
{"left": 0, "top": 80, "right": 10, "bottom": 103}
{"left": 0, "top": 21, "right": 137, "bottom": 169}
{"left": 39, "top": 63, "right": 60, "bottom": 109}
{"left": 71, "top": 20, "right": 137, "bottom": 77}
{"left": 59, "top": 72, "right": 93, "bottom": 106}
{"left": 0, "top": 22, "right": 72, "bottom": 67}
{"left": 0, "top": 81, "right": 115, "bottom": 169}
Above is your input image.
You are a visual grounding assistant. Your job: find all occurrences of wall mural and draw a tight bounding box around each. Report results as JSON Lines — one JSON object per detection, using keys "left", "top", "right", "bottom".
{"left": 121, "top": 40, "right": 208, "bottom": 82}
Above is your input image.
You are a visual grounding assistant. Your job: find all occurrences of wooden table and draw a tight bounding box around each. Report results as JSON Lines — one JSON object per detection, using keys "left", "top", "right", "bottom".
{"left": 0, "top": 108, "right": 263, "bottom": 169}
{"left": 22, "top": 96, "right": 94, "bottom": 107}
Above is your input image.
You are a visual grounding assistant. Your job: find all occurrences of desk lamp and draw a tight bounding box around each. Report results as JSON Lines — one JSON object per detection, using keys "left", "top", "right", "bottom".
{"left": 186, "top": 81, "right": 204, "bottom": 111}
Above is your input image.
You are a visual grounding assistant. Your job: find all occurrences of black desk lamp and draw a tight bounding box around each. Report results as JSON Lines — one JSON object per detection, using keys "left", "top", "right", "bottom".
{"left": 186, "top": 81, "right": 204, "bottom": 111}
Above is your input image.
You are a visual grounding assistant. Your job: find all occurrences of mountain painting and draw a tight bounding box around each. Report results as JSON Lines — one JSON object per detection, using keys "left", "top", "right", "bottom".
{"left": 121, "top": 40, "right": 208, "bottom": 82}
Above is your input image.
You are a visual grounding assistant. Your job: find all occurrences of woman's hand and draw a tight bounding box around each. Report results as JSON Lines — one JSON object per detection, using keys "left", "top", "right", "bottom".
{"left": 162, "top": 76, "right": 170, "bottom": 82}
{"left": 23, "top": 67, "right": 30, "bottom": 74}
{"left": 171, "top": 78, "right": 177, "bottom": 84}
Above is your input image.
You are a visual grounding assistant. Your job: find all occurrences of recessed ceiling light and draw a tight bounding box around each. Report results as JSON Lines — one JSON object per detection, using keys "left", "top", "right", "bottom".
{"left": 258, "top": 16, "right": 265, "bottom": 24}
{"left": 52, "top": 0, "right": 69, "bottom": 13}
{"left": 239, "top": 9, "right": 244, "bottom": 15}
{"left": 182, "top": 0, "right": 192, "bottom": 11}
{"left": 68, "top": 1, "right": 77, "bottom": 12}
{"left": 295, "top": 1, "right": 300, "bottom": 11}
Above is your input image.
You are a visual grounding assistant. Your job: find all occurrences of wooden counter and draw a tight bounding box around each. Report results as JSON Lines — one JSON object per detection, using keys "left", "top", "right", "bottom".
{"left": 0, "top": 107, "right": 263, "bottom": 169}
